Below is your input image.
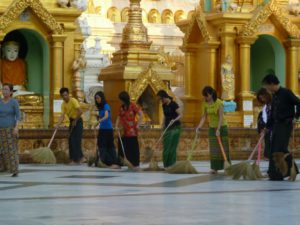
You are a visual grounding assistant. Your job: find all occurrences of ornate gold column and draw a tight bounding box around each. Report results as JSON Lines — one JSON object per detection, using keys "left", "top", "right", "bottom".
{"left": 207, "top": 40, "right": 220, "bottom": 88}
{"left": 51, "top": 34, "right": 67, "bottom": 97}
{"left": 183, "top": 46, "right": 197, "bottom": 97}
{"left": 220, "top": 27, "right": 236, "bottom": 65}
{"left": 236, "top": 36, "right": 257, "bottom": 127}
{"left": 236, "top": 36, "right": 257, "bottom": 97}
{"left": 284, "top": 39, "right": 300, "bottom": 95}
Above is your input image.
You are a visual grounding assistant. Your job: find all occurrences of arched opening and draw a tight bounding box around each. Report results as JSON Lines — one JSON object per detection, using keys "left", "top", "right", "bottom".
{"left": 107, "top": 7, "right": 121, "bottom": 22}
{"left": 250, "top": 34, "right": 285, "bottom": 91}
{"left": 137, "top": 86, "right": 159, "bottom": 125}
{"left": 2, "top": 29, "right": 50, "bottom": 126}
{"left": 121, "top": 7, "right": 129, "bottom": 22}
{"left": 148, "top": 9, "right": 161, "bottom": 23}
{"left": 174, "top": 10, "right": 185, "bottom": 23}
{"left": 161, "top": 9, "right": 174, "bottom": 24}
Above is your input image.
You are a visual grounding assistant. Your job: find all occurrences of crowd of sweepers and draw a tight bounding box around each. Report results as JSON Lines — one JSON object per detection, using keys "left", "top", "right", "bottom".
{"left": 0, "top": 74, "right": 299, "bottom": 180}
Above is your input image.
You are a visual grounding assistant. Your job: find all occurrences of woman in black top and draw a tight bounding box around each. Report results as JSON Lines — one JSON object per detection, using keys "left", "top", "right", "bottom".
{"left": 157, "top": 90, "right": 182, "bottom": 168}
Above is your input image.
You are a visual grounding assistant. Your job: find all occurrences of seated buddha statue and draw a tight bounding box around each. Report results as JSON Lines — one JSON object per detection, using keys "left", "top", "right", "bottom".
{"left": 1, "top": 41, "right": 33, "bottom": 96}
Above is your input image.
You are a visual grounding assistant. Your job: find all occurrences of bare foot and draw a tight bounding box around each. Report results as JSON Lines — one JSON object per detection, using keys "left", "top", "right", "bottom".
{"left": 210, "top": 170, "right": 218, "bottom": 174}
{"left": 109, "top": 164, "right": 121, "bottom": 169}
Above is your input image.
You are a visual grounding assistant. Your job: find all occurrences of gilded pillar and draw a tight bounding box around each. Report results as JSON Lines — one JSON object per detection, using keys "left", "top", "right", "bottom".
{"left": 207, "top": 41, "right": 220, "bottom": 88}
{"left": 183, "top": 46, "right": 197, "bottom": 97}
{"left": 284, "top": 39, "right": 300, "bottom": 95}
{"left": 236, "top": 36, "right": 257, "bottom": 127}
{"left": 51, "top": 34, "right": 67, "bottom": 96}
{"left": 236, "top": 36, "right": 257, "bottom": 97}
{"left": 220, "top": 28, "right": 236, "bottom": 65}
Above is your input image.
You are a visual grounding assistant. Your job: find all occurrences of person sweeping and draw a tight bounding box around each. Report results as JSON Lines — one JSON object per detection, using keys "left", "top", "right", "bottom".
{"left": 196, "top": 86, "right": 231, "bottom": 174}
{"left": 56, "top": 87, "right": 84, "bottom": 165}
{"left": 115, "top": 91, "right": 143, "bottom": 170}
{"left": 0, "top": 83, "right": 21, "bottom": 177}
{"left": 262, "top": 74, "right": 299, "bottom": 181}
{"left": 157, "top": 90, "right": 182, "bottom": 168}
{"left": 94, "top": 91, "right": 120, "bottom": 169}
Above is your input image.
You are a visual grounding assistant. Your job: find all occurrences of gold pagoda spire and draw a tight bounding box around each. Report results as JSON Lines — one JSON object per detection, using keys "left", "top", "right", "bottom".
{"left": 120, "top": 0, "right": 151, "bottom": 50}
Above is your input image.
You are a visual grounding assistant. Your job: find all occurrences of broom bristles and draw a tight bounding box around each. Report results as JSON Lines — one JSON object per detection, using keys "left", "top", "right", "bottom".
{"left": 30, "top": 147, "right": 56, "bottom": 164}
{"left": 143, "top": 146, "right": 154, "bottom": 163}
{"left": 143, "top": 161, "right": 164, "bottom": 172}
{"left": 166, "top": 160, "right": 198, "bottom": 174}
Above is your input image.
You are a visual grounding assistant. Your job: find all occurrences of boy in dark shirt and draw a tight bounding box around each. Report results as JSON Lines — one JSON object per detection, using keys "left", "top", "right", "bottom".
{"left": 262, "top": 74, "right": 299, "bottom": 181}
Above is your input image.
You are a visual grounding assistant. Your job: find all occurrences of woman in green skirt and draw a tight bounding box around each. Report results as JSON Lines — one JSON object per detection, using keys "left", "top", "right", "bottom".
{"left": 157, "top": 90, "right": 182, "bottom": 168}
{"left": 196, "top": 86, "right": 231, "bottom": 174}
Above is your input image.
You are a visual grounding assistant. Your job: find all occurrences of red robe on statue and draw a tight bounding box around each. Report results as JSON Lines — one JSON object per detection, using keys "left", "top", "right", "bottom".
{"left": 1, "top": 58, "right": 26, "bottom": 85}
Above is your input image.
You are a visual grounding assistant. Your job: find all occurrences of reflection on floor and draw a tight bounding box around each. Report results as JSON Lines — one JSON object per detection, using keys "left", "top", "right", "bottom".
{"left": 0, "top": 161, "right": 299, "bottom": 225}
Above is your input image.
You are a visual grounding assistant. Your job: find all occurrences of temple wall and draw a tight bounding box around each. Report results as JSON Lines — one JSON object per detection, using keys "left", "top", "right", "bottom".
{"left": 18, "top": 128, "right": 300, "bottom": 162}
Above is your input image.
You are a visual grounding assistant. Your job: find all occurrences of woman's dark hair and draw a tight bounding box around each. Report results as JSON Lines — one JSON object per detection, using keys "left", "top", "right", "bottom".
{"left": 118, "top": 91, "right": 130, "bottom": 110}
{"left": 256, "top": 88, "right": 272, "bottom": 104}
{"left": 59, "top": 87, "right": 69, "bottom": 95}
{"left": 157, "top": 90, "right": 173, "bottom": 100}
{"left": 2, "top": 83, "right": 14, "bottom": 97}
{"left": 94, "top": 91, "right": 107, "bottom": 110}
{"left": 202, "top": 86, "right": 217, "bottom": 102}
{"left": 262, "top": 74, "right": 280, "bottom": 85}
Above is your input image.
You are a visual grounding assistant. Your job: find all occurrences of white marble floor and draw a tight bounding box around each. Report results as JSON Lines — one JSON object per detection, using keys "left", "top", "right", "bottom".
{"left": 0, "top": 161, "right": 299, "bottom": 225}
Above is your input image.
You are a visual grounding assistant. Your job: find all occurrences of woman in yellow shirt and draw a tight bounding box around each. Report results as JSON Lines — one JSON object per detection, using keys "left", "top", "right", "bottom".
{"left": 196, "top": 86, "right": 231, "bottom": 174}
{"left": 56, "top": 87, "right": 84, "bottom": 164}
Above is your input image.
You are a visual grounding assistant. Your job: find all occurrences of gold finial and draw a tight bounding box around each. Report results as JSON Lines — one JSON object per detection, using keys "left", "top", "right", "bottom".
{"left": 120, "top": 0, "right": 152, "bottom": 50}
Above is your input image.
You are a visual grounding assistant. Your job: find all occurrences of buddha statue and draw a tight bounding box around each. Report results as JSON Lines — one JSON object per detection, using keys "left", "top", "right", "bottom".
{"left": 1, "top": 41, "right": 33, "bottom": 96}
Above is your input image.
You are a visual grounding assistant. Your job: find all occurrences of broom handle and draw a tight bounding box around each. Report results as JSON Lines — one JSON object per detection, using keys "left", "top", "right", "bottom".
{"left": 248, "top": 133, "right": 265, "bottom": 160}
{"left": 187, "top": 132, "right": 199, "bottom": 161}
{"left": 117, "top": 130, "right": 128, "bottom": 160}
{"left": 256, "top": 142, "right": 262, "bottom": 166}
{"left": 216, "top": 136, "right": 229, "bottom": 162}
{"left": 155, "top": 121, "right": 174, "bottom": 147}
{"left": 47, "top": 128, "right": 58, "bottom": 148}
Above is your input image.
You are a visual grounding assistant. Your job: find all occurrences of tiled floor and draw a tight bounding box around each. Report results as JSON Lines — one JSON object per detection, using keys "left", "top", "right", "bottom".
{"left": 0, "top": 161, "right": 299, "bottom": 225}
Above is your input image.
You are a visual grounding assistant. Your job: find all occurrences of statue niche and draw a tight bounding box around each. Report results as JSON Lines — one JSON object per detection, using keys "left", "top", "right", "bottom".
{"left": 1, "top": 41, "right": 33, "bottom": 96}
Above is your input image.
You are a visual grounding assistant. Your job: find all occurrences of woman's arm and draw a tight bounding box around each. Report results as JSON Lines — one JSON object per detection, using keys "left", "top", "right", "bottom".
{"left": 216, "top": 105, "right": 224, "bottom": 136}
{"left": 196, "top": 112, "right": 207, "bottom": 131}
{"left": 115, "top": 115, "right": 120, "bottom": 129}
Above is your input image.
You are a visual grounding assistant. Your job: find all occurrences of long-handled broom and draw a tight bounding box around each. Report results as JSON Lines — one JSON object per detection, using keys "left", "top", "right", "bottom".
{"left": 117, "top": 130, "right": 136, "bottom": 170}
{"left": 166, "top": 131, "right": 199, "bottom": 174}
{"left": 143, "top": 122, "right": 174, "bottom": 172}
{"left": 216, "top": 135, "right": 231, "bottom": 171}
{"left": 225, "top": 133, "right": 265, "bottom": 180}
{"left": 30, "top": 129, "right": 57, "bottom": 164}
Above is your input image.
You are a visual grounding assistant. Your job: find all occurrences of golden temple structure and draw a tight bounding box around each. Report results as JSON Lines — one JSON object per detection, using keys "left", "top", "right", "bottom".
{"left": 0, "top": 0, "right": 84, "bottom": 128}
{"left": 99, "top": 0, "right": 174, "bottom": 125}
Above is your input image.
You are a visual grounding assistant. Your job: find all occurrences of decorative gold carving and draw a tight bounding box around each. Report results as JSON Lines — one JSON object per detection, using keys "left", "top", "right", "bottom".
{"left": 129, "top": 65, "right": 171, "bottom": 101}
{"left": 16, "top": 94, "right": 43, "bottom": 106}
{"left": 0, "top": 0, "right": 63, "bottom": 34}
{"left": 240, "top": 0, "right": 300, "bottom": 38}
{"left": 120, "top": 0, "right": 152, "bottom": 50}
{"left": 183, "top": 5, "right": 211, "bottom": 46}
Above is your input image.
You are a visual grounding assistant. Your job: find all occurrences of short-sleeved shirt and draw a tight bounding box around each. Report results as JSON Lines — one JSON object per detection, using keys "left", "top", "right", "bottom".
{"left": 98, "top": 103, "right": 113, "bottom": 130}
{"left": 162, "top": 101, "right": 181, "bottom": 128}
{"left": 61, "top": 97, "right": 80, "bottom": 119}
{"left": 203, "top": 98, "right": 227, "bottom": 128}
{"left": 0, "top": 98, "right": 21, "bottom": 128}
{"left": 119, "top": 103, "right": 140, "bottom": 137}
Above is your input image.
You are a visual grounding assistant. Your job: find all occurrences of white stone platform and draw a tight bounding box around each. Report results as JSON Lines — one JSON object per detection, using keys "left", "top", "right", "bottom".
{"left": 0, "top": 161, "right": 299, "bottom": 225}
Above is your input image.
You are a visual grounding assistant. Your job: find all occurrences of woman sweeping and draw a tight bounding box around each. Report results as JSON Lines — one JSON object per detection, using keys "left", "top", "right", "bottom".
{"left": 157, "top": 90, "right": 182, "bottom": 168}
{"left": 256, "top": 88, "right": 272, "bottom": 160}
{"left": 0, "top": 83, "right": 21, "bottom": 177}
{"left": 115, "top": 91, "right": 143, "bottom": 169}
{"left": 196, "top": 86, "right": 231, "bottom": 174}
{"left": 94, "top": 91, "right": 120, "bottom": 169}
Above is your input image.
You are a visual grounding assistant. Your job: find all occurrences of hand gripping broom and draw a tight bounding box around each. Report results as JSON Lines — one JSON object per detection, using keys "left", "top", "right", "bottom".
{"left": 166, "top": 131, "right": 199, "bottom": 174}
{"left": 30, "top": 129, "right": 57, "bottom": 164}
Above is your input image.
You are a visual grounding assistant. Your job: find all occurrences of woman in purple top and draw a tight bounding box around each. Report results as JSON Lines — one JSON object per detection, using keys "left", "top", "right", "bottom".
{"left": 0, "top": 83, "right": 21, "bottom": 177}
{"left": 94, "top": 91, "right": 120, "bottom": 168}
